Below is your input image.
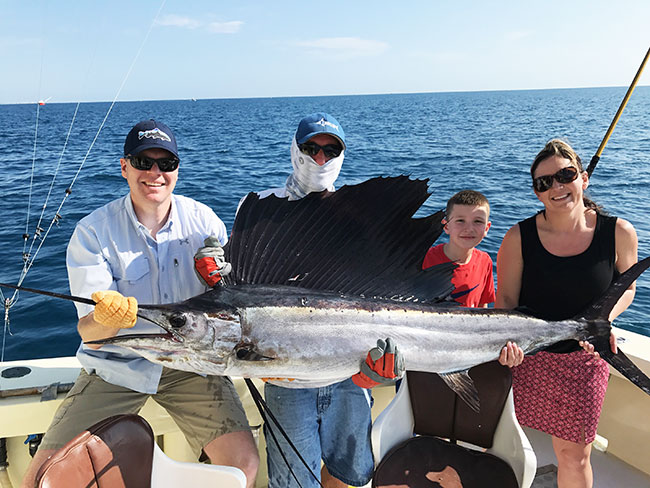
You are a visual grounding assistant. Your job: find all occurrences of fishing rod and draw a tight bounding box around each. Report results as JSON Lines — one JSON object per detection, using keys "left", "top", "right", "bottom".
{"left": 586, "top": 47, "right": 650, "bottom": 177}
{"left": 0, "top": 282, "right": 94, "bottom": 306}
{"left": 0, "top": 282, "right": 181, "bottom": 340}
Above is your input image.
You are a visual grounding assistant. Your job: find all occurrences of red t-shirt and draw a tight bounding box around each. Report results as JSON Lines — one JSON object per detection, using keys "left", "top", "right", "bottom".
{"left": 422, "top": 243, "right": 495, "bottom": 307}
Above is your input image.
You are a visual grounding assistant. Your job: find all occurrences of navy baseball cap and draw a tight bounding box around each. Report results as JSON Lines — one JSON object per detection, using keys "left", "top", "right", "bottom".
{"left": 123, "top": 119, "right": 179, "bottom": 159}
{"left": 295, "top": 113, "right": 346, "bottom": 149}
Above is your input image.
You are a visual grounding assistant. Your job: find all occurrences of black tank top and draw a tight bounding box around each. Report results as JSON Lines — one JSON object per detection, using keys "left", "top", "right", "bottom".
{"left": 519, "top": 212, "right": 618, "bottom": 322}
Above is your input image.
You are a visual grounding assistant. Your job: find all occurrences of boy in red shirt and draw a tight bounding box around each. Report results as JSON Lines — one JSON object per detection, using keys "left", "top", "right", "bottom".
{"left": 422, "top": 190, "right": 494, "bottom": 307}
{"left": 422, "top": 190, "right": 521, "bottom": 365}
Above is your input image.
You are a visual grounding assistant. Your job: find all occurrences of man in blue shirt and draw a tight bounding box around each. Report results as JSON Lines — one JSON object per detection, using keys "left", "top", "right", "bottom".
{"left": 22, "top": 119, "right": 259, "bottom": 488}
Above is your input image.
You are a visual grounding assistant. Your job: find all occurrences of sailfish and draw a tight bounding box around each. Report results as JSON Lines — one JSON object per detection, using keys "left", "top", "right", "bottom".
{"left": 3, "top": 176, "right": 650, "bottom": 410}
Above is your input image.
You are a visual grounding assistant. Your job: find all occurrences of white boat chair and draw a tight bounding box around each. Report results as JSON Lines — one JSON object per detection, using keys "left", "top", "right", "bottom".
{"left": 35, "top": 414, "right": 246, "bottom": 488}
{"left": 372, "top": 361, "right": 537, "bottom": 488}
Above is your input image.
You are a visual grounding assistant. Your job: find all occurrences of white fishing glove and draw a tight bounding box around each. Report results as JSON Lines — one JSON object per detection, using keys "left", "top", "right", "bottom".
{"left": 194, "top": 236, "right": 232, "bottom": 287}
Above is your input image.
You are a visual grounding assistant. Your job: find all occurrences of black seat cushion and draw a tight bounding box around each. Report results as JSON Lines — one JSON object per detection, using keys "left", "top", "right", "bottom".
{"left": 373, "top": 435, "right": 518, "bottom": 488}
{"left": 408, "top": 361, "right": 512, "bottom": 448}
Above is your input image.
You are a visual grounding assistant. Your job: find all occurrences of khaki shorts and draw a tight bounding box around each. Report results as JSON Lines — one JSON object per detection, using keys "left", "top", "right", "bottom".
{"left": 39, "top": 368, "right": 250, "bottom": 458}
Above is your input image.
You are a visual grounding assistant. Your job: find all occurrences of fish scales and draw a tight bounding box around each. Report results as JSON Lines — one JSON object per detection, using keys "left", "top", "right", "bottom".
{"left": 237, "top": 303, "right": 573, "bottom": 379}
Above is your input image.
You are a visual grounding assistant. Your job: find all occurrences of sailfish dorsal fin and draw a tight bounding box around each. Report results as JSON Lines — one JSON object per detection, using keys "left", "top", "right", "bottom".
{"left": 224, "top": 176, "right": 455, "bottom": 303}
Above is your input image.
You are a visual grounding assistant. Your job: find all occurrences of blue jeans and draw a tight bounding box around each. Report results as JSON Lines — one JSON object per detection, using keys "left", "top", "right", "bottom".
{"left": 264, "top": 378, "right": 374, "bottom": 487}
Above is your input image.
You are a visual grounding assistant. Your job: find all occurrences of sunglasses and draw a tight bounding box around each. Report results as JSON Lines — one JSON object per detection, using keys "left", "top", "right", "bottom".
{"left": 128, "top": 155, "right": 179, "bottom": 172}
{"left": 532, "top": 166, "right": 579, "bottom": 192}
{"left": 298, "top": 141, "right": 343, "bottom": 159}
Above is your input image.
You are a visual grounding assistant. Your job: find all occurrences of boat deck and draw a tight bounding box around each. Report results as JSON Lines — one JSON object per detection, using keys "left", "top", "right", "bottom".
{"left": 527, "top": 427, "right": 650, "bottom": 488}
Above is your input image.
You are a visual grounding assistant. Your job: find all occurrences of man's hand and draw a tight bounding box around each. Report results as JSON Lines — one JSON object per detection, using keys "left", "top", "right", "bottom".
{"left": 498, "top": 341, "right": 525, "bottom": 367}
{"left": 91, "top": 290, "right": 138, "bottom": 329}
{"left": 194, "top": 236, "right": 232, "bottom": 287}
{"left": 352, "top": 337, "right": 405, "bottom": 389}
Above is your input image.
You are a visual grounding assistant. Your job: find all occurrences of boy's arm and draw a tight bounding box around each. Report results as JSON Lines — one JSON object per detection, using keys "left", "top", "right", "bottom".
{"left": 478, "top": 252, "right": 496, "bottom": 308}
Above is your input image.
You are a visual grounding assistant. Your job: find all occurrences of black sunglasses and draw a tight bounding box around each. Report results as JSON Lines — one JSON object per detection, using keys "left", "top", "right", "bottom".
{"left": 298, "top": 141, "right": 343, "bottom": 159}
{"left": 128, "top": 155, "right": 179, "bottom": 172}
{"left": 532, "top": 166, "right": 579, "bottom": 192}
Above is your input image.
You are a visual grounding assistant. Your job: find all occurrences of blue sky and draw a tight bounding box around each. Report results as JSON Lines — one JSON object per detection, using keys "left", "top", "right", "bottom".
{"left": 1, "top": 0, "right": 649, "bottom": 104}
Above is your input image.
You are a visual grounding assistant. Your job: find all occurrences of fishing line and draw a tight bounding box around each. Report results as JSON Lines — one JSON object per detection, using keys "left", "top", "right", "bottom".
{"left": 24, "top": 103, "right": 40, "bottom": 264}
{"left": 23, "top": 56, "right": 46, "bottom": 267}
{"left": 12, "top": 0, "right": 169, "bottom": 291}
{"left": 19, "top": 103, "right": 81, "bottom": 292}
{"left": 1, "top": 299, "right": 14, "bottom": 363}
{"left": 22, "top": 0, "right": 50, "bottom": 261}
{"left": 15, "top": 0, "right": 169, "bottom": 287}
{"left": 2, "top": 0, "right": 169, "bottom": 360}
{"left": 245, "top": 379, "right": 324, "bottom": 487}
{"left": 2, "top": 4, "right": 49, "bottom": 362}
{"left": 14, "top": 2, "right": 112, "bottom": 298}
{"left": 66, "top": 0, "right": 169, "bottom": 194}
{"left": 21, "top": 0, "right": 117, "bottom": 278}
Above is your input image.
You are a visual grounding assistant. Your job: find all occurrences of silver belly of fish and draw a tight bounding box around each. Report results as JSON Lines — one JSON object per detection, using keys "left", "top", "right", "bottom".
{"left": 221, "top": 305, "right": 577, "bottom": 383}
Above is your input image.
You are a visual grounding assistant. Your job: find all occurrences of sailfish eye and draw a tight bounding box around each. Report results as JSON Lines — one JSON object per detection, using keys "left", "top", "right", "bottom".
{"left": 169, "top": 313, "right": 186, "bottom": 329}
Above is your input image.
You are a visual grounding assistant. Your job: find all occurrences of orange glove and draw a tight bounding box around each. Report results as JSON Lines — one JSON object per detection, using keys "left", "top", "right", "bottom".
{"left": 91, "top": 290, "right": 138, "bottom": 329}
{"left": 352, "top": 338, "right": 405, "bottom": 389}
{"left": 194, "top": 236, "right": 232, "bottom": 287}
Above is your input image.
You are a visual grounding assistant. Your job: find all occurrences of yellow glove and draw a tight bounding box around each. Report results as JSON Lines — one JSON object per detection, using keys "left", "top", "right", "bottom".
{"left": 91, "top": 290, "right": 138, "bottom": 329}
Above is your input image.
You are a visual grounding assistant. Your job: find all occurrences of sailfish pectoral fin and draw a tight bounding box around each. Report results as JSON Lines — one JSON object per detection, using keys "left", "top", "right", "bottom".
{"left": 235, "top": 343, "right": 275, "bottom": 361}
{"left": 439, "top": 370, "right": 480, "bottom": 413}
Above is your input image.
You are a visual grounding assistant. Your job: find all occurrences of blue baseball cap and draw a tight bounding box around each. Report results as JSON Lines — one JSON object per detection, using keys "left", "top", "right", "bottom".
{"left": 295, "top": 113, "right": 346, "bottom": 149}
{"left": 123, "top": 119, "right": 179, "bottom": 159}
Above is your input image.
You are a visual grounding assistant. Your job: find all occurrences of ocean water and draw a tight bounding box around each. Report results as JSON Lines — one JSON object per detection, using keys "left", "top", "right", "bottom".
{"left": 1, "top": 87, "right": 649, "bottom": 361}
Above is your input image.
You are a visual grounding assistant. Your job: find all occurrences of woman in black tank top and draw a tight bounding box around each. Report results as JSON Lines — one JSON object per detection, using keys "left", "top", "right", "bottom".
{"left": 496, "top": 139, "right": 638, "bottom": 488}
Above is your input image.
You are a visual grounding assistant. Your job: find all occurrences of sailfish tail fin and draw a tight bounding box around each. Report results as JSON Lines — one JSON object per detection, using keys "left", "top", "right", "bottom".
{"left": 600, "top": 347, "right": 650, "bottom": 395}
{"left": 576, "top": 256, "right": 650, "bottom": 396}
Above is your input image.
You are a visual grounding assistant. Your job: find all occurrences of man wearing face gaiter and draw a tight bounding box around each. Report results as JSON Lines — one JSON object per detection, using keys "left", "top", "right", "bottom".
{"left": 195, "top": 113, "right": 404, "bottom": 487}
{"left": 261, "top": 113, "right": 375, "bottom": 488}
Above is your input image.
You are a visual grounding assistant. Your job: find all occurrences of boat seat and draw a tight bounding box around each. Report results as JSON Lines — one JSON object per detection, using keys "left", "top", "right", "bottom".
{"left": 35, "top": 414, "right": 247, "bottom": 488}
{"left": 372, "top": 361, "right": 537, "bottom": 488}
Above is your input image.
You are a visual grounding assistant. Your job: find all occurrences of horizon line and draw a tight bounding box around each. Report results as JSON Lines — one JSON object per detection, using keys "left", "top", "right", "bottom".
{"left": 2, "top": 84, "right": 648, "bottom": 107}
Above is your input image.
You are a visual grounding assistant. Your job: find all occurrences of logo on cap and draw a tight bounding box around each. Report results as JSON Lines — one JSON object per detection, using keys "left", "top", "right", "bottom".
{"left": 315, "top": 118, "right": 339, "bottom": 131}
{"left": 138, "top": 128, "right": 172, "bottom": 143}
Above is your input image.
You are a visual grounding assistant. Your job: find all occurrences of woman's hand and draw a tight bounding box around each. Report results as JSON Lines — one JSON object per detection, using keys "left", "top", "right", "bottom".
{"left": 579, "top": 331, "right": 617, "bottom": 358}
{"left": 498, "top": 341, "right": 525, "bottom": 367}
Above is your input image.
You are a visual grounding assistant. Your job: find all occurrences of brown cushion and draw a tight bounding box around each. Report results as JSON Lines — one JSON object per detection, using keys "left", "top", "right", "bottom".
{"left": 373, "top": 435, "right": 518, "bottom": 488}
{"left": 407, "top": 361, "right": 512, "bottom": 448}
{"left": 36, "top": 414, "right": 154, "bottom": 488}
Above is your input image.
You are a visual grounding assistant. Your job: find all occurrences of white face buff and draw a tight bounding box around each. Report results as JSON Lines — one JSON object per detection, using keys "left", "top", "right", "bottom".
{"left": 285, "top": 138, "right": 345, "bottom": 201}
